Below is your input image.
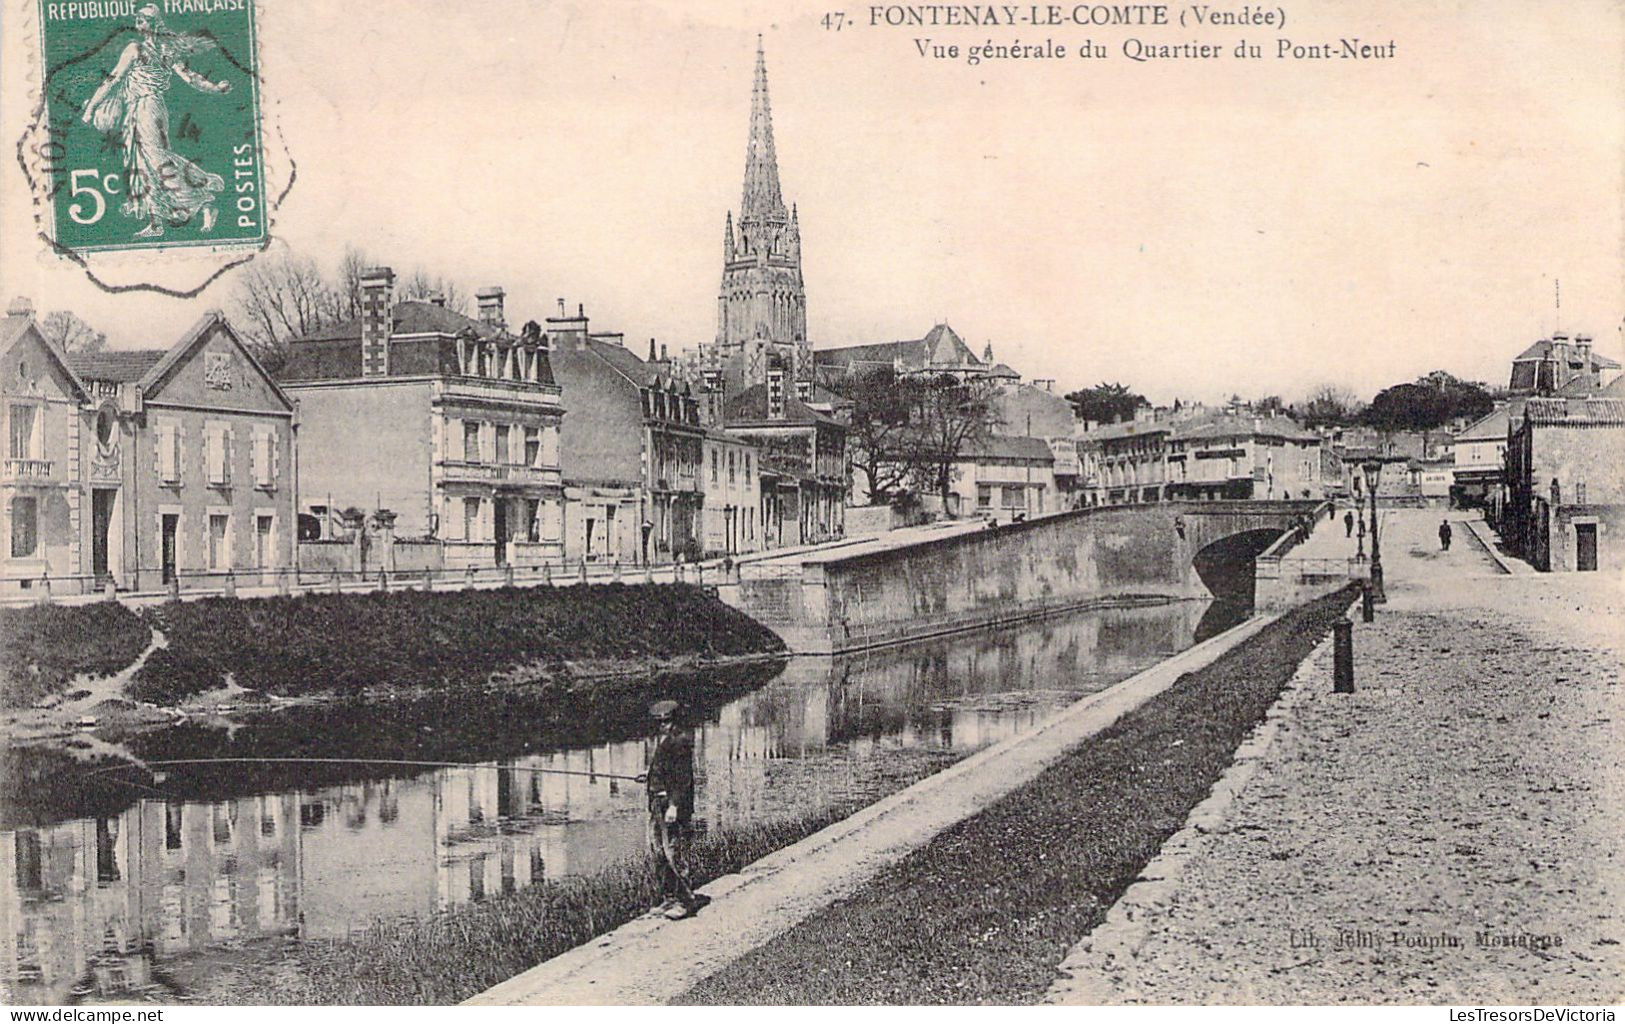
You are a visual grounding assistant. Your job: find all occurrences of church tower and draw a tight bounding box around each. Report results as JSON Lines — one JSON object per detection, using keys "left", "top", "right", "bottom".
{"left": 716, "top": 40, "right": 807, "bottom": 388}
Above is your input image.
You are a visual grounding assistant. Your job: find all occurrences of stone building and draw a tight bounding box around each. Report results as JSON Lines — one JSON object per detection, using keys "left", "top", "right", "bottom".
{"left": 701, "top": 429, "right": 763, "bottom": 556}
{"left": 2, "top": 303, "right": 296, "bottom": 593}
{"left": 1164, "top": 411, "right": 1324, "bottom": 501}
{"left": 1075, "top": 414, "right": 1171, "bottom": 506}
{"left": 1503, "top": 397, "right": 1624, "bottom": 572}
{"left": 280, "top": 269, "right": 564, "bottom": 570}
{"left": 545, "top": 309, "right": 705, "bottom": 564}
{"left": 955, "top": 435, "right": 1057, "bottom": 520}
{"left": 718, "top": 360, "right": 845, "bottom": 547}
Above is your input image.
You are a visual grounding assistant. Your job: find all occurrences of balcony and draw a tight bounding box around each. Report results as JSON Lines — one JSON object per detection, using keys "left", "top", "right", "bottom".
{"left": 437, "top": 460, "right": 561, "bottom": 489}
{"left": 2, "top": 459, "right": 56, "bottom": 486}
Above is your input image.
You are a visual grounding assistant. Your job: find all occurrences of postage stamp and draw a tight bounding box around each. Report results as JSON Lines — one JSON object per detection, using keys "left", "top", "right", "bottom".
{"left": 31, "top": 0, "right": 265, "bottom": 255}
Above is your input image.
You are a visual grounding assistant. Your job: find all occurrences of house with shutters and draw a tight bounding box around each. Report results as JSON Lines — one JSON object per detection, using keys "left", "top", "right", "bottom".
{"left": 280, "top": 268, "right": 565, "bottom": 570}
{"left": 1, "top": 301, "right": 296, "bottom": 593}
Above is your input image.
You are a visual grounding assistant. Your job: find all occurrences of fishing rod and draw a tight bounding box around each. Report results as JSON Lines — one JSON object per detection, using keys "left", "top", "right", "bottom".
{"left": 85, "top": 757, "right": 648, "bottom": 784}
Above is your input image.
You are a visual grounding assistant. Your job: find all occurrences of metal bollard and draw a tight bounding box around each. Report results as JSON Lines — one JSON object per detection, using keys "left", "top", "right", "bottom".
{"left": 223, "top": 571, "right": 236, "bottom": 598}
{"left": 378, "top": 570, "right": 390, "bottom": 592}
{"left": 1333, "top": 619, "right": 1354, "bottom": 693}
{"left": 1361, "top": 584, "right": 1375, "bottom": 623}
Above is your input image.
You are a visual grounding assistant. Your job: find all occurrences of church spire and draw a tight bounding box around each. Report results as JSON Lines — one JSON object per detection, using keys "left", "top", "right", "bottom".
{"left": 740, "top": 37, "right": 787, "bottom": 227}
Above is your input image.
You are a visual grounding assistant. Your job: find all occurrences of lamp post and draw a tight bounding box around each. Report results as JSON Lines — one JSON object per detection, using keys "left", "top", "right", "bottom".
{"left": 1361, "top": 457, "right": 1386, "bottom": 603}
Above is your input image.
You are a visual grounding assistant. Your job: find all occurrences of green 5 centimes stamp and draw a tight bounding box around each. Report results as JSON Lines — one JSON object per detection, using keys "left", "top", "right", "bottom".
{"left": 35, "top": 0, "right": 265, "bottom": 254}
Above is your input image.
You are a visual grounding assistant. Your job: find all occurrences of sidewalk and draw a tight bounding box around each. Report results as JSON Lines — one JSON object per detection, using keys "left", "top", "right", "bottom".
{"left": 1048, "top": 508, "right": 1625, "bottom": 1003}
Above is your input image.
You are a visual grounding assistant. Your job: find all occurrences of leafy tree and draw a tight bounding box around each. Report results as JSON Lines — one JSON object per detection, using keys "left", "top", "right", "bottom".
{"left": 1064, "top": 382, "right": 1148, "bottom": 424}
{"left": 39, "top": 310, "right": 107, "bottom": 353}
{"left": 397, "top": 268, "right": 469, "bottom": 315}
{"left": 1361, "top": 371, "right": 1493, "bottom": 433}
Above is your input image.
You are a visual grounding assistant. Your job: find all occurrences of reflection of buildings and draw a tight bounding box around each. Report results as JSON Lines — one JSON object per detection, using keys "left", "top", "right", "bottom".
{"left": 3, "top": 599, "right": 1210, "bottom": 1003}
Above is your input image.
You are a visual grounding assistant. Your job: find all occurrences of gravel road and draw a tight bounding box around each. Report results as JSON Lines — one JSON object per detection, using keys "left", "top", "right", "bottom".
{"left": 1055, "top": 510, "right": 1624, "bottom": 1004}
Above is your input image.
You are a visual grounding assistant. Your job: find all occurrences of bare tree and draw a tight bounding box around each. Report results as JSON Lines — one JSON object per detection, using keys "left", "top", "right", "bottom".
{"left": 397, "top": 268, "right": 469, "bottom": 314}
{"left": 908, "top": 373, "right": 1002, "bottom": 506}
{"left": 329, "top": 244, "right": 372, "bottom": 322}
{"left": 229, "top": 249, "right": 339, "bottom": 372}
{"left": 39, "top": 310, "right": 107, "bottom": 353}
{"left": 1298, "top": 383, "right": 1363, "bottom": 427}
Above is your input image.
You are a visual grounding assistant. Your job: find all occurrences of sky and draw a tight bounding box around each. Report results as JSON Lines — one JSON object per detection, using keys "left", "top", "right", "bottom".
{"left": 1, "top": 0, "right": 1621, "bottom": 405}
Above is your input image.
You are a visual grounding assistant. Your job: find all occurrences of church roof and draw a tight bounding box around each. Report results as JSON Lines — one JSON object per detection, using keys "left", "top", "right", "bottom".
{"left": 814, "top": 323, "right": 985, "bottom": 374}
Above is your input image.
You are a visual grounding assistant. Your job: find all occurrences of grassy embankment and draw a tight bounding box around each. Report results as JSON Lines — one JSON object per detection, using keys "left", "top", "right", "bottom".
{"left": 0, "top": 602, "right": 151, "bottom": 707}
{"left": 0, "top": 584, "right": 784, "bottom": 709}
{"left": 680, "top": 585, "right": 1356, "bottom": 1004}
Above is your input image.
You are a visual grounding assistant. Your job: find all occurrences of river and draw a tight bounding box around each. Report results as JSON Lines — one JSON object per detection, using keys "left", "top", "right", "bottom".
{"left": 0, "top": 596, "right": 1241, "bottom": 1003}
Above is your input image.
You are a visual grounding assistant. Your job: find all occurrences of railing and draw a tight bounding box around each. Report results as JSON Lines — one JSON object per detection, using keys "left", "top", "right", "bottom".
{"left": 0, "top": 556, "right": 745, "bottom": 606}
{"left": 738, "top": 561, "right": 804, "bottom": 581}
{"left": 2, "top": 458, "right": 54, "bottom": 482}
{"left": 436, "top": 460, "right": 560, "bottom": 487}
{"left": 1255, "top": 555, "right": 1364, "bottom": 581}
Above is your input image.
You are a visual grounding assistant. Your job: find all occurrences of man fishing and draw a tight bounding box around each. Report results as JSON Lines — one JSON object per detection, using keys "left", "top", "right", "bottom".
{"left": 639, "top": 699, "right": 699, "bottom": 920}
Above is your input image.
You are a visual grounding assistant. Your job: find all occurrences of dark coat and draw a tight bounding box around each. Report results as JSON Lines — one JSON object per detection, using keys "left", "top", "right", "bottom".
{"left": 647, "top": 727, "right": 695, "bottom": 822}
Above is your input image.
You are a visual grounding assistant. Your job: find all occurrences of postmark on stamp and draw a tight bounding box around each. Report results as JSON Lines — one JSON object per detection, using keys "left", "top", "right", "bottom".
{"left": 30, "top": 0, "right": 266, "bottom": 255}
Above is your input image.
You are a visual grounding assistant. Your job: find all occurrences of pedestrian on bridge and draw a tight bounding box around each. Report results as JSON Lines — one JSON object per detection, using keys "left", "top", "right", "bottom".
{"left": 1344, "top": 509, "right": 1355, "bottom": 538}
{"left": 1439, "top": 519, "right": 1453, "bottom": 552}
{"left": 639, "top": 699, "right": 699, "bottom": 920}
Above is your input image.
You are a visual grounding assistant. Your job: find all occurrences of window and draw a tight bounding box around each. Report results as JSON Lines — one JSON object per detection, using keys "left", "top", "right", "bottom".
{"left": 977, "top": 484, "right": 992, "bottom": 509}
{"left": 745, "top": 454, "right": 752, "bottom": 486}
{"left": 463, "top": 421, "right": 482, "bottom": 463}
{"left": 208, "top": 513, "right": 230, "bottom": 569}
{"left": 711, "top": 449, "right": 719, "bottom": 484}
{"left": 728, "top": 450, "right": 736, "bottom": 484}
{"left": 254, "top": 431, "right": 275, "bottom": 488}
{"left": 206, "top": 425, "right": 231, "bottom": 485}
{"left": 8, "top": 404, "right": 36, "bottom": 460}
{"left": 95, "top": 406, "right": 115, "bottom": 446}
{"left": 541, "top": 425, "right": 559, "bottom": 466}
{"left": 524, "top": 427, "right": 540, "bottom": 467}
{"left": 1003, "top": 485, "right": 1024, "bottom": 509}
{"left": 495, "top": 425, "right": 511, "bottom": 464}
{"left": 255, "top": 515, "right": 274, "bottom": 568}
{"left": 526, "top": 498, "right": 540, "bottom": 542}
{"left": 463, "top": 497, "right": 481, "bottom": 541}
{"left": 10, "top": 496, "right": 38, "bottom": 558}
{"left": 157, "top": 422, "right": 180, "bottom": 483}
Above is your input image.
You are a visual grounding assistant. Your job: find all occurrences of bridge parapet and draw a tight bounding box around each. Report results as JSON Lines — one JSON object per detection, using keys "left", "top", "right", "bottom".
{"left": 719, "top": 500, "right": 1326, "bottom": 654}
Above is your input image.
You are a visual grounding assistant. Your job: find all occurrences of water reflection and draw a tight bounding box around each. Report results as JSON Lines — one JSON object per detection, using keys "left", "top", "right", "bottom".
{"left": 1, "top": 598, "right": 1217, "bottom": 1004}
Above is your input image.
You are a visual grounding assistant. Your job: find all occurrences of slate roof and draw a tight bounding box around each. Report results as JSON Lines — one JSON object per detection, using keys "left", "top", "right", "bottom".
{"left": 1521, "top": 398, "right": 1625, "bottom": 426}
{"left": 1079, "top": 419, "right": 1172, "bottom": 443}
{"left": 1455, "top": 406, "right": 1511, "bottom": 441}
{"left": 962, "top": 434, "right": 1055, "bottom": 462}
{"left": 724, "top": 383, "right": 844, "bottom": 429}
{"left": 296, "top": 301, "right": 507, "bottom": 343}
{"left": 1171, "top": 412, "right": 1320, "bottom": 444}
{"left": 64, "top": 349, "right": 166, "bottom": 382}
{"left": 547, "top": 337, "right": 650, "bottom": 485}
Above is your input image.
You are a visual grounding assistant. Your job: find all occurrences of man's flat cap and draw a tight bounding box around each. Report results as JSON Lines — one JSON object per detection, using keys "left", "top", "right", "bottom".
{"left": 649, "top": 699, "right": 681, "bottom": 720}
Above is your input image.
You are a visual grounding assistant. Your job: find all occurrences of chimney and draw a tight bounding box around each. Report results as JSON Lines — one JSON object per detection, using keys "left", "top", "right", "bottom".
{"left": 428, "top": 292, "right": 447, "bottom": 308}
{"left": 546, "top": 299, "right": 590, "bottom": 351}
{"left": 660, "top": 342, "right": 669, "bottom": 363}
{"left": 360, "top": 266, "right": 395, "bottom": 377}
{"left": 701, "top": 368, "right": 725, "bottom": 425}
{"left": 476, "top": 287, "right": 505, "bottom": 329}
{"left": 6, "top": 296, "right": 34, "bottom": 318}
{"left": 766, "top": 359, "right": 786, "bottom": 420}
{"left": 1576, "top": 334, "right": 1594, "bottom": 372}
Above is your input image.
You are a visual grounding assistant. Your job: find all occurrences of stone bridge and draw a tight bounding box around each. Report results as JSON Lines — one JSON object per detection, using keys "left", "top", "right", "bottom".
{"left": 718, "top": 500, "right": 1326, "bottom": 653}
